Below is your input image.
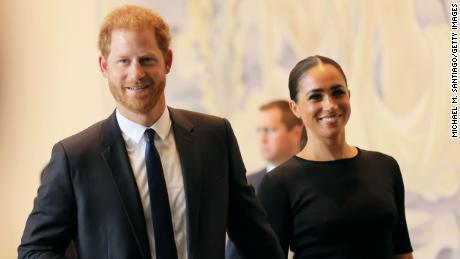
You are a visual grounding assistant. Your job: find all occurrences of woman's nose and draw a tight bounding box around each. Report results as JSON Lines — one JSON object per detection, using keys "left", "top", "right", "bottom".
{"left": 323, "top": 95, "right": 338, "bottom": 110}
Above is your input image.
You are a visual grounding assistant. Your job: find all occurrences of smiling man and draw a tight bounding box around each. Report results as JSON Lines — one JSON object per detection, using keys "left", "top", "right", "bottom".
{"left": 18, "top": 5, "right": 284, "bottom": 259}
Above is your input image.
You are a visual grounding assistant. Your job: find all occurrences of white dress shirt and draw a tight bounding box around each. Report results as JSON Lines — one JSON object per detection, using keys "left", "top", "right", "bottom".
{"left": 116, "top": 108, "right": 188, "bottom": 259}
{"left": 266, "top": 163, "right": 276, "bottom": 173}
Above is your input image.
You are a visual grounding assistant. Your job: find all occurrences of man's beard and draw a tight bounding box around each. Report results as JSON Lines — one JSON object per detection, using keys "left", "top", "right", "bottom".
{"left": 108, "top": 76, "right": 166, "bottom": 115}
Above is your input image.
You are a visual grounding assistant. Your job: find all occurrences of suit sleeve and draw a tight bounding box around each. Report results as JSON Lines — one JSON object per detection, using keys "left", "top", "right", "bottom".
{"left": 224, "top": 119, "right": 285, "bottom": 259}
{"left": 258, "top": 174, "right": 292, "bottom": 257}
{"left": 390, "top": 158, "right": 413, "bottom": 254}
{"left": 225, "top": 238, "right": 242, "bottom": 259}
{"left": 18, "top": 143, "right": 77, "bottom": 259}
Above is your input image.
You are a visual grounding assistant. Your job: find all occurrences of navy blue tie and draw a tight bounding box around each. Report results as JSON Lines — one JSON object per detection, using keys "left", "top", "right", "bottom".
{"left": 144, "top": 129, "right": 178, "bottom": 259}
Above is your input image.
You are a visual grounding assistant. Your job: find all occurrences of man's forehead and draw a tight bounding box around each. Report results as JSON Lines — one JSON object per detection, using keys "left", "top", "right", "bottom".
{"left": 258, "top": 109, "right": 283, "bottom": 125}
{"left": 107, "top": 29, "right": 160, "bottom": 55}
{"left": 110, "top": 27, "right": 156, "bottom": 41}
{"left": 259, "top": 107, "right": 282, "bottom": 118}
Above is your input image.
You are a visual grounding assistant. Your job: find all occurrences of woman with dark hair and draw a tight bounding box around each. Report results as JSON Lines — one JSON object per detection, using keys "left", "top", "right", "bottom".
{"left": 258, "top": 55, "right": 414, "bottom": 259}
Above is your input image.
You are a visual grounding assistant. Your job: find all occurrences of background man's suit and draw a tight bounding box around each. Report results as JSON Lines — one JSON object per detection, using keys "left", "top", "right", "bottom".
{"left": 19, "top": 107, "right": 283, "bottom": 259}
{"left": 245, "top": 169, "right": 268, "bottom": 191}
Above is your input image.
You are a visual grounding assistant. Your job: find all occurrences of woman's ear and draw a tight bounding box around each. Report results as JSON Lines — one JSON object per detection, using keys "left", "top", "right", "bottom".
{"left": 289, "top": 100, "right": 301, "bottom": 119}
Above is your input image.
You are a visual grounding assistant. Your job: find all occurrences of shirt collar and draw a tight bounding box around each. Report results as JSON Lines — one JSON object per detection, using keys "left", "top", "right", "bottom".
{"left": 266, "top": 163, "right": 276, "bottom": 173}
{"left": 116, "top": 107, "right": 172, "bottom": 145}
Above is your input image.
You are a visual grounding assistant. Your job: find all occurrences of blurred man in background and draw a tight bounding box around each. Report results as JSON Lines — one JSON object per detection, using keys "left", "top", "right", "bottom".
{"left": 226, "top": 99, "right": 304, "bottom": 259}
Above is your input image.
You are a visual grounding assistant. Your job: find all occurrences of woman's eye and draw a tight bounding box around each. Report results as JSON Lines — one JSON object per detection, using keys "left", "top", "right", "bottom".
{"left": 332, "top": 89, "right": 345, "bottom": 97}
{"left": 309, "top": 94, "right": 322, "bottom": 100}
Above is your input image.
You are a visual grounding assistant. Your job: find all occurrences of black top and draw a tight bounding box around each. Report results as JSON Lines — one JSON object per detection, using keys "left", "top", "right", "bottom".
{"left": 258, "top": 148, "right": 413, "bottom": 259}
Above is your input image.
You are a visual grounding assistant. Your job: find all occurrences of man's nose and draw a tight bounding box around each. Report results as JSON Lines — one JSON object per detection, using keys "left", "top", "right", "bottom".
{"left": 258, "top": 131, "right": 268, "bottom": 143}
{"left": 129, "top": 61, "right": 146, "bottom": 80}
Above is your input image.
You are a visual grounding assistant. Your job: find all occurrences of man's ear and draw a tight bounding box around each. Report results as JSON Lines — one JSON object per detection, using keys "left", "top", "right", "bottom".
{"left": 99, "top": 55, "right": 108, "bottom": 78}
{"left": 164, "top": 49, "right": 173, "bottom": 74}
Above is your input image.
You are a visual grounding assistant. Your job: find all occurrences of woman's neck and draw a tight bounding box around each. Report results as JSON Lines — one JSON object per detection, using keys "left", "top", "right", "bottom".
{"left": 298, "top": 132, "right": 357, "bottom": 161}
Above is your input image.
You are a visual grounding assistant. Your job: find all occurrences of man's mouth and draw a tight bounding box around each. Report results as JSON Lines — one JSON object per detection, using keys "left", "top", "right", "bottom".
{"left": 126, "top": 85, "right": 150, "bottom": 91}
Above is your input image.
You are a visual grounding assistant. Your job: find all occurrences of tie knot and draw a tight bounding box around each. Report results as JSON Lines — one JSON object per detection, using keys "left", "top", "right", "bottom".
{"left": 144, "top": 128, "right": 156, "bottom": 144}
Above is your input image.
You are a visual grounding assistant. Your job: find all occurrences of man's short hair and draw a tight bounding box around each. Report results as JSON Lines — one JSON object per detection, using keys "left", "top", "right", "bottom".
{"left": 98, "top": 5, "right": 171, "bottom": 58}
{"left": 259, "top": 100, "right": 302, "bottom": 130}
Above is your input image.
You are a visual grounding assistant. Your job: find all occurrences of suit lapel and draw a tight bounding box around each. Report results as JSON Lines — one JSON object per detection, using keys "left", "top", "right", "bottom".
{"left": 100, "top": 112, "right": 150, "bottom": 259}
{"left": 169, "top": 107, "right": 202, "bottom": 259}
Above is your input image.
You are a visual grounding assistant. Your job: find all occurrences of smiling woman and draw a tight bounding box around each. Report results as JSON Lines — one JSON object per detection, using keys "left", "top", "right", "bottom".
{"left": 289, "top": 56, "right": 351, "bottom": 150}
{"left": 257, "top": 55, "right": 415, "bottom": 259}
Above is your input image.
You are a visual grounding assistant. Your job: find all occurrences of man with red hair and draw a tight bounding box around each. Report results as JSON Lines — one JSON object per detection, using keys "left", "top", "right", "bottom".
{"left": 19, "top": 5, "right": 283, "bottom": 259}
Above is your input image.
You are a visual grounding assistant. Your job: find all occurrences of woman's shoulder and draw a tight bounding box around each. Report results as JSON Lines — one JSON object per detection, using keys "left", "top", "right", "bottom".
{"left": 357, "top": 148, "right": 399, "bottom": 165}
{"left": 269, "top": 156, "right": 307, "bottom": 174}
{"left": 356, "top": 148, "right": 402, "bottom": 179}
{"left": 258, "top": 158, "right": 303, "bottom": 199}
{"left": 262, "top": 156, "right": 313, "bottom": 186}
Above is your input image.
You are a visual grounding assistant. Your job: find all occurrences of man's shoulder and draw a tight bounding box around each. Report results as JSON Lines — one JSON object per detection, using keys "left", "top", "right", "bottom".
{"left": 169, "top": 107, "right": 233, "bottom": 137}
{"left": 57, "top": 116, "right": 110, "bottom": 153}
{"left": 170, "top": 107, "right": 227, "bottom": 125}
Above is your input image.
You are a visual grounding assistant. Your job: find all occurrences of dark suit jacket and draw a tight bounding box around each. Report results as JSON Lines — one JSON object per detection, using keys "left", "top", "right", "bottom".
{"left": 226, "top": 168, "right": 268, "bottom": 259}
{"left": 246, "top": 169, "right": 268, "bottom": 191}
{"left": 18, "top": 108, "right": 283, "bottom": 259}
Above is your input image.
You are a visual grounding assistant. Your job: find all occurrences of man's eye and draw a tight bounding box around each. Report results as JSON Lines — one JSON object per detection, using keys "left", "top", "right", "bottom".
{"left": 118, "top": 59, "right": 129, "bottom": 64}
{"left": 257, "top": 128, "right": 267, "bottom": 133}
{"left": 140, "top": 57, "right": 155, "bottom": 64}
{"left": 267, "top": 128, "right": 276, "bottom": 133}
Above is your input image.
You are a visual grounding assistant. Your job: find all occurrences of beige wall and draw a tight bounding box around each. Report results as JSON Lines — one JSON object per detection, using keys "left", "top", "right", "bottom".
{"left": 0, "top": 1, "right": 113, "bottom": 257}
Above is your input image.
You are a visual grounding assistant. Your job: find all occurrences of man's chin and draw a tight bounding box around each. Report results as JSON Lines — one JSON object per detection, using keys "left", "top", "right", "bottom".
{"left": 117, "top": 102, "right": 157, "bottom": 115}
{"left": 261, "top": 155, "right": 274, "bottom": 162}
{"left": 131, "top": 105, "right": 157, "bottom": 115}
